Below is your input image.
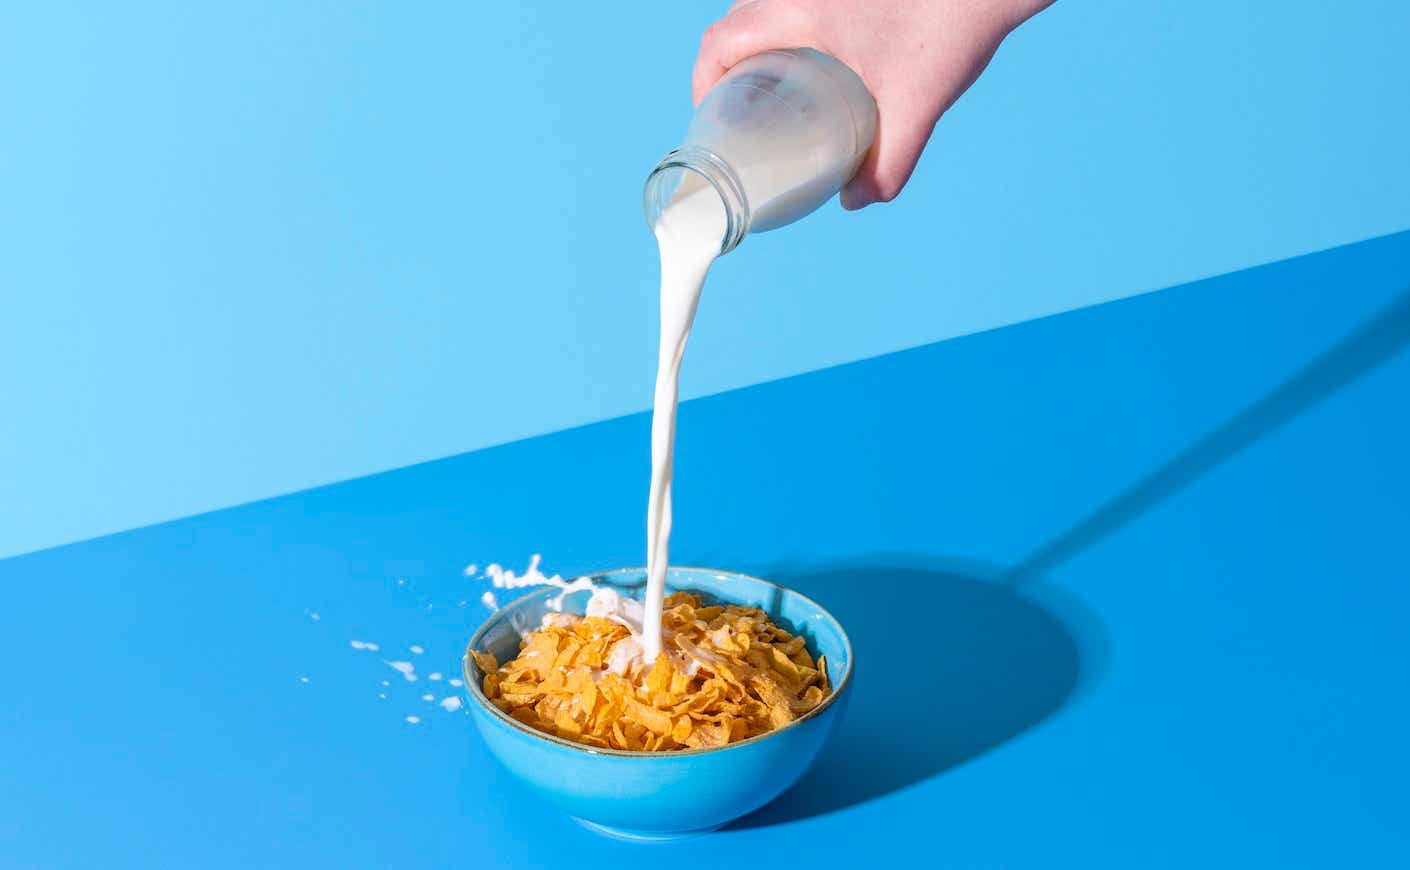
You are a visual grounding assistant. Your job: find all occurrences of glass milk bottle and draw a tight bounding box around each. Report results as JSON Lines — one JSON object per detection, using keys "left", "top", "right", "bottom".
{"left": 643, "top": 48, "right": 878, "bottom": 254}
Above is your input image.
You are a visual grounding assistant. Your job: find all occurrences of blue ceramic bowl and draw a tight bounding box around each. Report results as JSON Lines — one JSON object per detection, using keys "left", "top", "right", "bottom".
{"left": 462, "top": 567, "right": 853, "bottom": 840}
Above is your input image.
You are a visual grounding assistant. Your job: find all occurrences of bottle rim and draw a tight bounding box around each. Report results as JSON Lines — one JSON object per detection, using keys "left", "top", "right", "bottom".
{"left": 642, "top": 147, "right": 751, "bottom": 255}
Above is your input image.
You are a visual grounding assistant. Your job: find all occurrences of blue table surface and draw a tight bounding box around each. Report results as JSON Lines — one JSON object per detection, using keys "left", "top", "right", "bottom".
{"left": 4, "top": 231, "right": 1409, "bottom": 868}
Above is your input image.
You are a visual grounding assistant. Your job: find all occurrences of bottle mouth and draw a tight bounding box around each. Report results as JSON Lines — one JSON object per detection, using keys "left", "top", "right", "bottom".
{"left": 642, "top": 147, "right": 750, "bottom": 255}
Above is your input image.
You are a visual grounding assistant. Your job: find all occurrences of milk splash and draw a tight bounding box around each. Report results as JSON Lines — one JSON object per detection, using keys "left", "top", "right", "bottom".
{"left": 482, "top": 554, "right": 596, "bottom": 613}
{"left": 470, "top": 555, "right": 696, "bottom": 679}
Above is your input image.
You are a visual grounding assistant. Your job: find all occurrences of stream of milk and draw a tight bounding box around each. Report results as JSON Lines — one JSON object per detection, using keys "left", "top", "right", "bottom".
{"left": 641, "top": 185, "right": 728, "bottom": 662}
{"left": 473, "top": 186, "right": 725, "bottom": 668}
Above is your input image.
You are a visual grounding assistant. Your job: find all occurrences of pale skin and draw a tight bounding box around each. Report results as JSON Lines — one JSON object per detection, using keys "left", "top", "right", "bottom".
{"left": 692, "top": 0, "right": 1055, "bottom": 209}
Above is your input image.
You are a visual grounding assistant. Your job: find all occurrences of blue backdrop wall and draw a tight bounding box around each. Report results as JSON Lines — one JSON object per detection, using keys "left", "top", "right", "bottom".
{"left": 4, "top": 0, "right": 1409, "bottom": 557}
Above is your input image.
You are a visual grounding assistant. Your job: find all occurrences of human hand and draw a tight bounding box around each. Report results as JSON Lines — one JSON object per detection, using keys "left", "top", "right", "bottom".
{"left": 692, "top": 0, "right": 1054, "bottom": 209}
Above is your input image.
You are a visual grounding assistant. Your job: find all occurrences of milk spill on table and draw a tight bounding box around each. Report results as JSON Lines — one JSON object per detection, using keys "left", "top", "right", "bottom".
{"left": 641, "top": 186, "right": 728, "bottom": 662}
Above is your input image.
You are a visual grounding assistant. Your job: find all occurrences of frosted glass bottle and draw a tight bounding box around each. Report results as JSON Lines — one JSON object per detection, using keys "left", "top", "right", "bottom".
{"left": 643, "top": 48, "right": 878, "bottom": 254}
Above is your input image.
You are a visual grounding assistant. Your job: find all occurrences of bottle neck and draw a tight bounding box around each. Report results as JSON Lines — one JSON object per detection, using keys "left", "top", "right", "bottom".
{"left": 642, "top": 146, "right": 750, "bottom": 255}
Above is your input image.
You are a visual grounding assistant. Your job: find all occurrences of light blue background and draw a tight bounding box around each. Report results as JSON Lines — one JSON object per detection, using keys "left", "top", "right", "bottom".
{"left": 4, "top": 0, "right": 1410, "bottom": 557}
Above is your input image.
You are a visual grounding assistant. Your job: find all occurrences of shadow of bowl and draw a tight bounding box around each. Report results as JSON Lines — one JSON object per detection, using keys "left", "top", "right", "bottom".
{"left": 730, "top": 563, "right": 1089, "bottom": 829}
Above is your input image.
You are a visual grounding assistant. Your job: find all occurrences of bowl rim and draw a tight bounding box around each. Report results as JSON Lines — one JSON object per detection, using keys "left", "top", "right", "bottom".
{"left": 462, "top": 566, "right": 854, "bottom": 759}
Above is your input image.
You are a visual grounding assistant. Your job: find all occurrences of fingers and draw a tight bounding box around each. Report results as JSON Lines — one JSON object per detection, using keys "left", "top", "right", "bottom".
{"left": 689, "top": 0, "right": 1020, "bottom": 209}
{"left": 692, "top": 0, "right": 913, "bottom": 210}
{"left": 691, "top": 1, "right": 818, "bottom": 105}
{"left": 840, "top": 102, "right": 937, "bottom": 210}
{"left": 842, "top": 32, "right": 1005, "bottom": 210}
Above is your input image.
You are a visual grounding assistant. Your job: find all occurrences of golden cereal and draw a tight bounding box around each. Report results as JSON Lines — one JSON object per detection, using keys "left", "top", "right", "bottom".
{"left": 478, "top": 592, "right": 829, "bottom": 751}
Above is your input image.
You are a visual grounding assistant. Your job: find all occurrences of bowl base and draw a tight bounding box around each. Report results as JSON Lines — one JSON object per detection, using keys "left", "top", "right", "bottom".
{"left": 572, "top": 817, "right": 725, "bottom": 842}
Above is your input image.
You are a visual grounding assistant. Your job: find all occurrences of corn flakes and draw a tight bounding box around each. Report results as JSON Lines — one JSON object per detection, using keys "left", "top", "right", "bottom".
{"left": 476, "top": 592, "right": 829, "bottom": 751}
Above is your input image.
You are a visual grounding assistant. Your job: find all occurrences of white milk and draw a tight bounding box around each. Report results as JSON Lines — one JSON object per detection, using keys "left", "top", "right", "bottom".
{"left": 470, "top": 52, "right": 875, "bottom": 678}
{"left": 641, "top": 187, "right": 728, "bottom": 662}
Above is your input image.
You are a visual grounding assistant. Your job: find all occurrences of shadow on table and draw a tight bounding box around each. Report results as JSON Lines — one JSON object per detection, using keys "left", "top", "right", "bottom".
{"left": 735, "top": 287, "right": 1410, "bottom": 829}
{"left": 730, "top": 557, "right": 1100, "bottom": 829}
{"left": 1007, "top": 286, "right": 1410, "bottom": 584}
